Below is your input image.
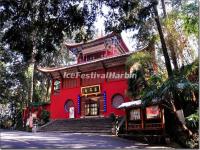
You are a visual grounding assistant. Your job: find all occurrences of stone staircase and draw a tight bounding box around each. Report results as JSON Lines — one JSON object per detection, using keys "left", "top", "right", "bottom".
{"left": 37, "top": 117, "right": 113, "bottom": 134}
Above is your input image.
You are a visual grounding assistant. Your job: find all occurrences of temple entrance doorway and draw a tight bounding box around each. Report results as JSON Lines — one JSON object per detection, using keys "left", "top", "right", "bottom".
{"left": 85, "top": 97, "right": 99, "bottom": 116}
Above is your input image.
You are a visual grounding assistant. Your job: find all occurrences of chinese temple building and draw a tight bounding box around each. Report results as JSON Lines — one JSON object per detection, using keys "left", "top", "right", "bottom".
{"left": 38, "top": 32, "right": 140, "bottom": 120}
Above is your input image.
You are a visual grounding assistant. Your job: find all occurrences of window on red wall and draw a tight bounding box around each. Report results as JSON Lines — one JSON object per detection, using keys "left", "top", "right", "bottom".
{"left": 54, "top": 80, "right": 61, "bottom": 93}
{"left": 112, "top": 94, "right": 124, "bottom": 108}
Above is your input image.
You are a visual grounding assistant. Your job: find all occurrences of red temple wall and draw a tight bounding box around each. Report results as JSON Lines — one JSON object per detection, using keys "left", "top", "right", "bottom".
{"left": 50, "top": 79, "right": 129, "bottom": 119}
{"left": 50, "top": 87, "right": 80, "bottom": 119}
{"left": 101, "top": 79, "right": 129, "bottom": 117}
{"left": 49, "top": 65, "right": 130, "bottom": 120}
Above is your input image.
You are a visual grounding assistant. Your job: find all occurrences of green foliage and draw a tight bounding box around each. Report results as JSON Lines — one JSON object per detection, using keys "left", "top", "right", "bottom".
{"left": 179, "top": 2, "right": 198, "bottom": 37}
{"left": 127, "top": 70, "right": 146, "bottom": 98}
{"left": 126, "top": 51, "right": 153, "bottom": 68}
{"left": 180, "top": 58, "right": 199, "bottom": 79}
{"left": 40, "top": 109, "right": 50, "bottom": 124}
{"left": 138, "top": 62, "right": 199, "bottom": 147}
{"left": 0, "top": 46, "right": 29, "bottom": 108}
{"left": 0, "top": 48, "right": 12, "bottom": 103}
{"left": 128, "top": 58, "right": 198, "bottom": 108}
{"left": 186, "top": 110, "right": 199, "bottom": 130}
{"left": 0, "top": 3, "right": 198, "bottom": 146}
{"left": 0, "top": 0, "right": 96, "bottom": 61}
{"left": 1, "top": 118, "right": 13, "bottom": 129}
{"left": 140, "top": 75, "right": 198, "bottom": 109}
{"left": 159, "top": 76, "right": 198, "bottom": 97}
{"left": 30, "top": 101, "right": 50, "bottom": 107}
{"left": 140, "top": 67, "right": 198, "bottom": 104}
{"left": 126, "top": 51, "right": 152, "bottom": 98}
{"left": 0, "top": 0, "right": 100, "bottom": 111}
{"left": 109, "top": 113, "right": 116, "bottom": 122}
{"left": 141, "top": 74, "right": 164, "bottom": 104}
{"left": 15, "top": 110, "right": 24, "bottom": 130}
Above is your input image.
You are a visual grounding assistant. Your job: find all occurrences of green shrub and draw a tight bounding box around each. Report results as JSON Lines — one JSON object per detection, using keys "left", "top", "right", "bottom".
{"left": 186, "top": 110, "right": 199, "bottom": 131}
{"left": 109, "top": 113, "right": 116, "bottom": 122}
{"left": 40, "top": 110, "right": 50, "bottom": 124}
{"left": 2, "top": 119, "right": 13, "bottom": 129}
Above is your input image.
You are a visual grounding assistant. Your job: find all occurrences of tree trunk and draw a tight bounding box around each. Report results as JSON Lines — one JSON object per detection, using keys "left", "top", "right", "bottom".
{"left": 151, "top": 0, "right": 194, "bottom": 140}
{"left": 152, "top": 2, "right": 173, "bottom": 77}
{"left": 30, "top": 30, "right": 37, "bottom": 104}
{"left": 160, "top": 0, "right": 179, "bottom": 70}
{"left": 167, "top": 36, "right": 179, "bottom": 70}
{"left": 170, "top": 101, "right": 194, "bottom": 137}
{"left": 29, "top": 55, "right": 35, "bottom": 103}
{"left": 45, "top": 78, "right": 50, "bottom": 102}
{"left": 160, "top": 0, "right": 167, "bottom": 17}
{"left": 147, "top": 38, "right": 158, "bottom": 73}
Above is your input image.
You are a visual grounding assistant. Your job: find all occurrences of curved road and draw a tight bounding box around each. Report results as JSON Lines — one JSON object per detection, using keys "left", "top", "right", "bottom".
{"left": 1, "top": 130, "right": 174, "bottom": 149}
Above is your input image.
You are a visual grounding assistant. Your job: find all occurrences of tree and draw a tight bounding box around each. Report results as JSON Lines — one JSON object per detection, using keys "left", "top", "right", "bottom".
{"left": 126, "top": 51, "right": 153, "bottom": 99}
{"left": 1, "top": 1, "right": 198, "bottom": 145}
{"left": 159, "top": 0, "right": 198, "bottom": 71}
{"left": 151, "top": 1, "right": 173, "bottom": 77}
{"left": 1, "top": 0, "right": 97, "bottom": 103}
{"left": 180, "top": 1, "right": 198, "bottom": 37}
{"left": 1, "top": 0, "right": 96, "bottom": 61}
{"left": 126, "top": 51, "right": 198, "bottom": 147}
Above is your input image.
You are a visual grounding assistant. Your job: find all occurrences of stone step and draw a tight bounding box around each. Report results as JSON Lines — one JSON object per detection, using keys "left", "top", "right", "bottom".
{"left": 38, "top": 130, "right": 112, "bottom": 134}
{"left": 41, "top": 124, "right": 112, "bottom": 128}
{"left": 40, "top": 126, "right": 113, "bottom": 130}
{"left": 40, "top": 127, "right": 112, "bottom": 130}
{"left": 42, "top": 124, "right": 112, "bottom": 127}
{"left": 51, "top": 122, "right": 112, "bottom": 125}
{"left": 52, "top": 121, "right": 112, "bottom": 124}
{"left": 41, "top": 126, "right": 112, "bottom": 130}
{"left": 38, "top": 117, "right": 113, "bottom": 134}
{"left": 55, "top": 121, "right": 112, "bottom": 123}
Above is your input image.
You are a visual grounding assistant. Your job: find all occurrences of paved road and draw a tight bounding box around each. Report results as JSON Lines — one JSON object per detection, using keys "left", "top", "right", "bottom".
{"left": 1, "top": 130, "right": 173, "bottom": 149}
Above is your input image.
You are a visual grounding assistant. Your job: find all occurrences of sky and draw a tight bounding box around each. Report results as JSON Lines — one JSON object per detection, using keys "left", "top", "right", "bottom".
{"left": 92, "top": 2, "right": 165, "bottom": 52}
{"left": 93, "top": 8, "right": 136, "bottom": 51}
{"left": 93, "top": 16, "right": 136, "bottom": 51}
{"left": 93, "top": 1, "right": 198, "bottom": 58}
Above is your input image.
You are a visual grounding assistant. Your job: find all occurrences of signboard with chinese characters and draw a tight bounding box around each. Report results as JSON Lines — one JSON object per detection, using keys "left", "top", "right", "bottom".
{"left": 146, "top": 105, "right": 160, "bottom": 119}
{"left": 81, "top": 85, "right": 101, "bottom": 96}
{"left": 130, "top": 109, "right": 141, "bottom": 120}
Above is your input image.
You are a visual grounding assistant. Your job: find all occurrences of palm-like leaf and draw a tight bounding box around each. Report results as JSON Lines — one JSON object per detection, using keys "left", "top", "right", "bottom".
{"left": 158, "top": 75, "right": 198, "bottom": 102}
{"left": 186, "top": 110, "right": 199, "bottom": 129}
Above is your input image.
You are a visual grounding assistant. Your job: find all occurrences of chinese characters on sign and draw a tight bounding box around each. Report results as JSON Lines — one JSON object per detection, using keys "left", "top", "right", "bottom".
{"left": 146, "top": 105, "right": 160, "bottom": 119}
{"left": 81, "top": 85, "right": 101, "bottom": 96}
{"left": 130, "top": 109, "right": 141, "bottom": 120}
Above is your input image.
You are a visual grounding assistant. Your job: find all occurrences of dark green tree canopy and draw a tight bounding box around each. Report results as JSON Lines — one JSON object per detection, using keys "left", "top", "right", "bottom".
{"left": 0, "top": 0, "right": 97, "bottom": 61}
{"left": 1, "top": 0, "right": 157, "bottom": 62}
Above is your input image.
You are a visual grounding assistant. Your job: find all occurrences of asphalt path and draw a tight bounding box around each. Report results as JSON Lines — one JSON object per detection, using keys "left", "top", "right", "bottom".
{"left": 1, "top": 130, "right": 174, "bottom": 149}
